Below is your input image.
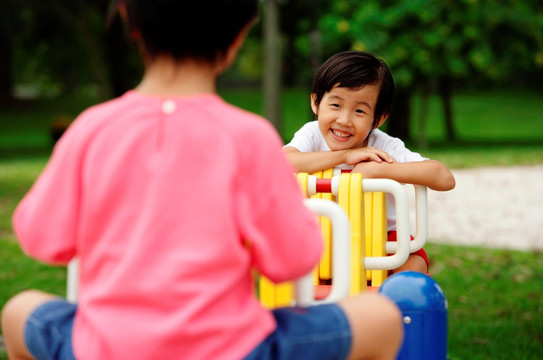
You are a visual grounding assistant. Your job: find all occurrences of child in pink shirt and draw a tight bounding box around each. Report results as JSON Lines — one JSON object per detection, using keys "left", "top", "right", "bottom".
{"left": 1, "top": 1, "right": 403, "bottom": 359}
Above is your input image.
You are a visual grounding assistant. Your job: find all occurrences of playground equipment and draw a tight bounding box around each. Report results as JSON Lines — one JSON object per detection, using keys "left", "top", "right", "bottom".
{"left": 380, "top": 271, "right": 448, "bottom": 360}
{"left": 65, "top": 170, "right": 448, "bottom": 359}
{"left": 257, "top": 170, "right": 448, "bottom": 359}
{"left": 259, "top": 170, "right": 430, "bottom": 307}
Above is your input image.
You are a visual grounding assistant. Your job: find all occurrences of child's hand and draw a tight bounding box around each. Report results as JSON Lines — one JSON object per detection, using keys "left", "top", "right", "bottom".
{"left": 345, "top": 147, "right": 396, "bottom": 165}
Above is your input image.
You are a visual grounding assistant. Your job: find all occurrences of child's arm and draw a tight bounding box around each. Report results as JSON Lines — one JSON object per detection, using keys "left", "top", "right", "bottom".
{"left": 352, "top": 160, "right": 455, "bottom": 191}
{"left": 283, "top": 146, "right": 395, "bottom": 174}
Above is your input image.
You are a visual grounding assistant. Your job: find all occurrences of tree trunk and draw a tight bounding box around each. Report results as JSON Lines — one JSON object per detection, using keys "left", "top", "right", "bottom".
{"left": 45, "top": 1, "right": 113, "bottom": 100}
{"left": 263, "top": 0, "right": 282, "bottom": 132}
{"left": 417, "top": 83, "right": 430, "bottom": 150}
{"left": 73, "top": 0, "right": 112, "bottom": 100}
{"left": 309, "top": 0, "right": 320, "bottom": 79}
{"left": 438, "top": 77, "right": 456, "bottom": 141}
{"left": 0, "top": 2, "right": 14, "bottom": 106}
{"left": 387, "top": 87, "right": 411, "bottom": 141}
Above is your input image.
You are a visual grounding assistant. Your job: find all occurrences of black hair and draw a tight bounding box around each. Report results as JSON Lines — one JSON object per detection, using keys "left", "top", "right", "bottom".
{"left": 117, "top": 0, "right": 259, "bottom": 63}
{"left": 312, "top": 51, "right": 395, "bottom": 125}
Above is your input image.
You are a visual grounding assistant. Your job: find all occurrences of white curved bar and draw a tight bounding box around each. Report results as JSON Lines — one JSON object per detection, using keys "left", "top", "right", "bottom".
{"left": 297, "top": 198, "right": 351, "bottom": 305}
{"left": 362, "top": 179, "right": 410, "bottom": 270}
{"left": 67, "top": 258, "right": 79, "bottom": 302}
{"left": 377, "top": 184, "right": 428, "bottom": 254}
{"left": 410, "top": 185, "right": 428, "bottom": 252}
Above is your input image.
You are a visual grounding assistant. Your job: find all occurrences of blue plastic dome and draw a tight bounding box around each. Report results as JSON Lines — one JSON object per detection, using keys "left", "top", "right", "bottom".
{"left": 379, "top": 271, "right": 448, "bottom": 360}
{"left": 379, "top": 271, "right": 447, "bottom": 311}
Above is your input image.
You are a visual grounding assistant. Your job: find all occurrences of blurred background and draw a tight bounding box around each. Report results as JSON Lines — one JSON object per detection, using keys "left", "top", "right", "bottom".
{"left": 0, "top": 1, "right": 542, "bottom": 359}
{"left": 1, "top": 0, "right": 542, "bottom": 156}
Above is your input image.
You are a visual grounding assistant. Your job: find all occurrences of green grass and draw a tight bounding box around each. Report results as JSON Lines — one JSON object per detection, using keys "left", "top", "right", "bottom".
{"left": 428, "top": 243, "right": 543, "bottom": 359}
{"left": 0, "top": 157, "right": 67, "bottom": 304}
{"left": 410, "top": 89, "right": 543, "bottom": 143}
{"left": 0, "top": 89, "right": 542, "bottom": 359}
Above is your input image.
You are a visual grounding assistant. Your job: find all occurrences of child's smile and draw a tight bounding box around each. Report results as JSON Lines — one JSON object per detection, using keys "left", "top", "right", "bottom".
{"left": 330, "top": 128, "right": 352, "bottom": 140}
{"left": 312, "top": 84, "right": 381, "bottom": 151}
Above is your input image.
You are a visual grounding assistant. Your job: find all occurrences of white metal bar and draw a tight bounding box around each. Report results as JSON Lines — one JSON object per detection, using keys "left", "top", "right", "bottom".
{"left": 297, "top": 198, "right": 351, "bottom": 305}
{"left": 67, "top": 259, "right": 79, "bottom": 302}
{"left": 410, "top": 185, "right": 428, "bottom": 253}
{"left": 361, "top": 179, "right": 411, "bottom": 270}
{"left": 307, "top": 175, "right": 317, "bottom": 196}
{"left": 377, "top": 184, "right": 428, "bottom": 254}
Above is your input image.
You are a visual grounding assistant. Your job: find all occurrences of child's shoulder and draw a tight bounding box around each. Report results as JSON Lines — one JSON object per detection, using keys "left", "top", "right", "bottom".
{"left": 368, "top": 128, "right": 408, "bottom": 152}
{"left": 76, "top": 91, "right": 140, "bottom": 122}
{"left": 368, "top": 128, "right": 403, "bottom": 146}
{"left": 216, "top": 97, "right": 278, "bottom": 134}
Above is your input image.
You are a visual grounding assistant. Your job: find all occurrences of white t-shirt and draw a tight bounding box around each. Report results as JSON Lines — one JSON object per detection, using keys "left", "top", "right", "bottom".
{"left": 285, "top": 121, "right": 427, "bottom": 230}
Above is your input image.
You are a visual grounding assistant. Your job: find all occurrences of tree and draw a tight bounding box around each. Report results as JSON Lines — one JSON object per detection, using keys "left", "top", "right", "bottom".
{"left": 263, "top": 0, "right": 282, "bottom": 131}
{"left": 0, "top": 1, "right": 14, "bottom": 106}
{"left": 319, "top": 0, "right": 543, "bottom": 143}
{"left": 2, "top": 0, "right": 138, "bottom": 104}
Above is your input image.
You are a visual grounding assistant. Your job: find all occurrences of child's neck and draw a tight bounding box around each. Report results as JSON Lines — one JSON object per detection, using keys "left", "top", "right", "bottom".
{"left": 136, "top": 56, "right": 219, "bottom": 97}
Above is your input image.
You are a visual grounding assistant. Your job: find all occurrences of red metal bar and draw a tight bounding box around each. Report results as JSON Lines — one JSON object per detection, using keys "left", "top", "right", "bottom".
{"left": 316, "top": 178, "right": 332, "bottom": 193}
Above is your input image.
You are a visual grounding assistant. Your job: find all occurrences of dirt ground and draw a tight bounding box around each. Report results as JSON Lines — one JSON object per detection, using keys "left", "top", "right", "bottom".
{"left": 422, "top": 164, "right": 543, "bottom": 252}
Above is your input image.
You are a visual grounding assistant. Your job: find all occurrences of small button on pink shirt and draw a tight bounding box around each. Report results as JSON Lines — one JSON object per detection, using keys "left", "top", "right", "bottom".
{"left": 13, "top": 91, "right": 323, "bottom": 359}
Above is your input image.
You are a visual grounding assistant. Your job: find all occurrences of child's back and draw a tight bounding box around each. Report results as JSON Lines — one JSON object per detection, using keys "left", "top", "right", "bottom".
{"left": 15, "top": 91, "right": 320, "bottom": 358}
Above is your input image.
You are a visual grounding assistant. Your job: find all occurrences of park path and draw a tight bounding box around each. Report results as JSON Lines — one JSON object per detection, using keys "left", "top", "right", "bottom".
{"left": 423, "top": 164, "right": 543, "bottom": 251}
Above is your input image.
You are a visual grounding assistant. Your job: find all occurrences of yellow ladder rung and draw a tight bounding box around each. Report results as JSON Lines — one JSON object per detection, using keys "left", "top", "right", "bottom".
{"left": 364, "top": 192, "right": 373, "bottom": 281}
{"left": 259, "top": 276, "right": 294, "bottom": 309}
{"left": 370, "top": 192, "right": 388, "bottom": 286}
{"left": 348, "top": 173, "right": 366, "bottom": 294}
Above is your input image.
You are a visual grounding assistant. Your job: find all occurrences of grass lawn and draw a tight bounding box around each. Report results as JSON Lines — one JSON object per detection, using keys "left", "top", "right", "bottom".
{"left": 428, "top": 243, "right": 543, "bottom": 359}
{"left": 0, "top": 88, "right": 542, "bottom": 359}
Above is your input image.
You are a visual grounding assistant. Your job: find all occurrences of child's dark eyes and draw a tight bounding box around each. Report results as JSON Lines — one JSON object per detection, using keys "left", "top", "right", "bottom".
{"left": 355, "top": 109, "right": 366, "bottom": 114}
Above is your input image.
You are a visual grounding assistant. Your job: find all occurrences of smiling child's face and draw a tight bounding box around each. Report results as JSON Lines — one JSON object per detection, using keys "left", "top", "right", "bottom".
{"left": 312, "top": 84, "right": 385, "bottom": 151}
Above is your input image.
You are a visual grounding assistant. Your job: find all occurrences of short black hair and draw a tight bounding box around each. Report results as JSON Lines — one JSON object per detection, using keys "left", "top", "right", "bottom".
{"left": 120, "top": 0, "right": 259, "bottom": 63}
{"left": 312, "top": 51, "right": 395, "bottom": 125}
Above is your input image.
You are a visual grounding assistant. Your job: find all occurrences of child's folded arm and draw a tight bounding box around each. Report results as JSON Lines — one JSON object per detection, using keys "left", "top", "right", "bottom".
{"left": 282, "top": 146, "right": 394, "bottom": 174}
{"left": 352, "top": 159, "right": 455, "bottom": 191}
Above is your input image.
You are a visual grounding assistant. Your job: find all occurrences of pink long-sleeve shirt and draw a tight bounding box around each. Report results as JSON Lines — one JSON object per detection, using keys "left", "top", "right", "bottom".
{"left": 13, "top": 91, "right": 323, "bottom": 359}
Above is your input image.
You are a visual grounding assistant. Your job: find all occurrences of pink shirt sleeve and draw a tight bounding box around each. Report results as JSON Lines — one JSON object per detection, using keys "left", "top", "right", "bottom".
{"left": 12, "top": 124, "right": 86, "bottom": 264}
{"left": 235, "top": 122, "right": 323, "bottom": 283}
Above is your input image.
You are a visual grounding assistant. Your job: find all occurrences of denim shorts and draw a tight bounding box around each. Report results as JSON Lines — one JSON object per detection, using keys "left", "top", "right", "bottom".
{"left": 244, "top": 303, "right": 352, "bottom": 360}
{"left": 23, "top": 300, "right": 350, "bottom": 360}
{"left": 24, "top": 299, "right": 76, "bottom": 360}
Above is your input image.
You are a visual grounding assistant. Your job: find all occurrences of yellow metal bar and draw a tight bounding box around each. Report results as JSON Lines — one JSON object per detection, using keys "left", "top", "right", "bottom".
{"left": 259, "top": 276, "right": 277, "bottom": 309}
{"left": 364, "top": 192, "right": 373, "bottom": 280}
{"left": 371, "top": 192, "right": 388, "bottom": 286}
{"left": 274, "top": 282, "right": 294, "bottom": 307}
{"left": 336, "top": 173, "right": 351, "bottom": 289}
{"left": 296, "top": 172, "right": 309, "bottom": 197}
{"left": 348, "top": 173, "right": 366, "bottom": 294}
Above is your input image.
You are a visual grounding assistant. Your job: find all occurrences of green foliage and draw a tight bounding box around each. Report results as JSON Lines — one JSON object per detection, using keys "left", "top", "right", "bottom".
{"left": 320, "top": 0, "right": 543, "bottom": 87}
